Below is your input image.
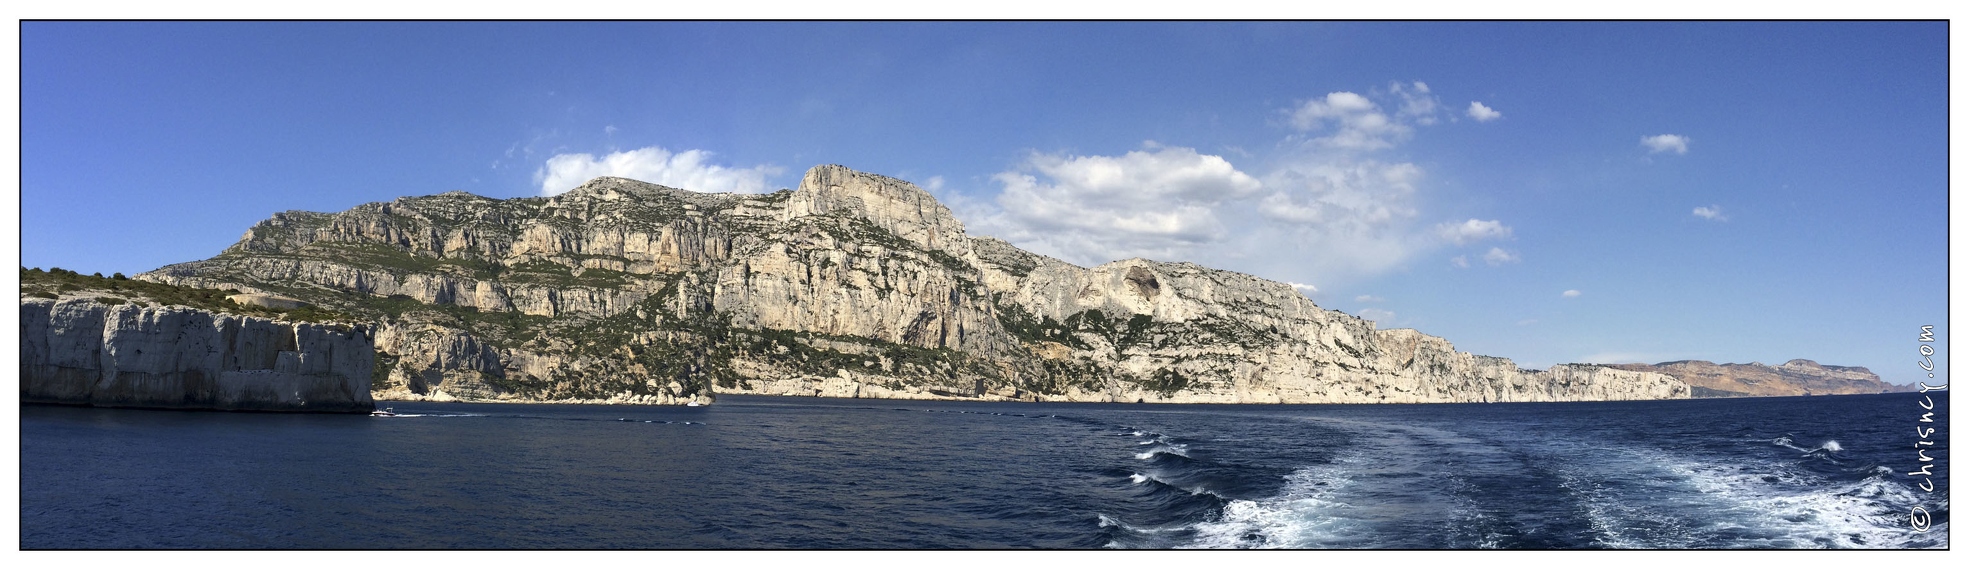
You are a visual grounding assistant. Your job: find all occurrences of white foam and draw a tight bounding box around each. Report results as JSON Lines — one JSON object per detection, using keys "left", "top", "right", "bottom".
{"left": 1134, "top": 444, "right": 1189, "bottom": 460}
{"left": 1558, "top": 444, "right": 1944, "bottom": 548}
{"left": 1184, "top": 462, "right": 1362, "bottom": 549}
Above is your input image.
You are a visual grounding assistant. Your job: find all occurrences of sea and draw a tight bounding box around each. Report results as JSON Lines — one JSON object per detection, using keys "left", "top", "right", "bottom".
{"left": 18, "top": 392, "right": 1950, "bottom": 549}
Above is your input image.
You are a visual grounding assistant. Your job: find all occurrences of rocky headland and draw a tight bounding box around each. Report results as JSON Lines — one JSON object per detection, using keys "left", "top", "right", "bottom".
{"left": 126, "top": 164, "right": 1692, "bottom": 405}
{"left": 1607, "top": 359, "right": 1907, "bottom": 397}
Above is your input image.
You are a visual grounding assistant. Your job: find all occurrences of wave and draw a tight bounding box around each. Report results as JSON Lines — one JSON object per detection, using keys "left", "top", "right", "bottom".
{"left": 1552, "top": 443, "right": 1944, "bottom": 548}
{"left": 1660, "top": 455, "right": 1944, "bottom": 548}
{"left": 1184, "top": 460, "right": 1363, "bottom": 549}
{"left": 1134, "top": 444, "right": 1190, "bottom": 460}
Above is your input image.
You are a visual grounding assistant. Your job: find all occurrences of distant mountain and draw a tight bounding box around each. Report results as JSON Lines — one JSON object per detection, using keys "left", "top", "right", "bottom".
{"left": 139, "top": 164, "right": 1688, "bottom": 405}
{"left": 1606, "top": 359, "right": 1908, "bottom": 397}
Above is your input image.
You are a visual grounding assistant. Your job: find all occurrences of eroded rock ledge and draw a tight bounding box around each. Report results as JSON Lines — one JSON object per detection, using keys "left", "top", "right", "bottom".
{"left": 20, "top": 298, "right": 376, "bottom": 413}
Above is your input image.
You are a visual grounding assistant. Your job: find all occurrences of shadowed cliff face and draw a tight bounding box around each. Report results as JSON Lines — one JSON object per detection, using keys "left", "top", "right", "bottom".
{"left": 1608, "top": 359, "right": 1907, "bottom": 397}
{"left": 19, "top": 298, "right": 375, "bottom": 412}
{"left": 136, "top": 164, "right": 1689, "bottom": 405}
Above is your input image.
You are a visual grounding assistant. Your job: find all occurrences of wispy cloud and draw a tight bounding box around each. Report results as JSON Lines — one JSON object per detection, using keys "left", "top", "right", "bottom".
{"left": 1451, "top": 255, "right": 1470, "bottom": 269}
{"left": 1288, "top": 92, "right": 1411, "bottom": 150}
{"left": 1391, "top": 81, "right": 1441, "bottom": 125}
{"left": 1562, "top": 289, "right": 1581, "bottom": 298}
{"left": 1641, "top": 134, "right": 1690, "bottom": 155}
{"left": 1355, "top": 294, "right": 1383, "bottom": 303}
{"left": 1435, "top": 219, "right": 1512, "bottom": 245}
{"left": 536, "top": 146, "right": 781, "bottom": 196}
{"left": 1693, "top": 205, "right": 1727, "bottom": 221}
{"left": 1466, "top": 101, "right": 1502, "bottom": 122}
{"left": 1483, "top": 247, "right": 1520, "bottom": 266}
{"left": 1358, "top": 308, "right": 1396, "bottom": 323}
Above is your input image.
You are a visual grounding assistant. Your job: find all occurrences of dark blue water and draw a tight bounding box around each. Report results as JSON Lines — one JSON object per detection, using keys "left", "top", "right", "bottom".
{"left": 20, "top": 392, "right": 1949, "bottom": 549}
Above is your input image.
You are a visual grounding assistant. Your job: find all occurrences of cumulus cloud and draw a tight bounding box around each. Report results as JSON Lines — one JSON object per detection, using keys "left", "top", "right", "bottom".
{"left": 1693, "top": 205, "right": 1727, "bottom": 221}
{"left": 1435, "top": 219, "right": 1512, "bottom": 245}
{"left": 1467, "top": 101, "right": 1502, "bottom": 122}
{"left": 1641, "top": 134, "right": 1690, "bottom": 155}
{"left": 980, "top": 144, "right": 1262, "bottom": 263}
{"left": 1287, "top": 91, "right": 1411, "bottom": 150}
{"left": 965, "top": 80, "right": 1511, "bottom": 289}
{"left": 1483, "top": 247, "right": 1520, "bottom": 266}
{"left": 1562, "top": 289, "right": 1582, "bottom": 298}
{"left": 536, "top": 146, "right": 781, "bottom": 196}
{"left": 1358, "top": 308, "right": 1397, "bottom": 323}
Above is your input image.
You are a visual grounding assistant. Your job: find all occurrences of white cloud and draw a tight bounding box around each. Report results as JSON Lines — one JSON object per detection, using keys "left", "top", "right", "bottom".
{"left": 1641, "top": 134, "right": 1690, "bottom": 155}
{"left": 536, "top": 146, "right": 781, "bottom": 196}
{"left": 1466, "top": 101, "right": 1502, "bottom": 122}
{"left": 923, "top": 175, "right": 946, "bottom": 192}
{"left": 1693, "top": 205, "right": 1727, "bottom": 221}
{"left": 1358, "top": 308, "right": 1396, "bottom": 323}
{"left": 1248, "top": 159, "right": 1430, "bottom": 278}
{"left": 1517, "top": 319, "right": 1538, "bottom": 326}
{"left": 1450, "top": 256, "right": 1470, "bottom": 269}
{"left": 965, "top": 81, "right": 1506, "bottom": 289}
{"left": 604, "top": 125, "right": 618, "bottom": 136}
{"left": 1562, "top": 289, "right": 1582, "bottom": 298}
{"left": 1391, "top": 81, "right": 1441, "bottom": 125}
{"left": 1289, "top": 282, "right": 1319, "bottom": 296}
{"left": 1287, "top": 91, "right": 1412, "bottom": 150}
{"left": 1483, "top": 247, "right": 1520, "bottom": 266}
{"left": 1435, "top": 218, "right": 1513, "bottom": 245}
{"left": 1354, "top": 294, "right": 1383, "bottom": 303}
{"left": 981, "top": 144, "right": 1262, "bottom": 263}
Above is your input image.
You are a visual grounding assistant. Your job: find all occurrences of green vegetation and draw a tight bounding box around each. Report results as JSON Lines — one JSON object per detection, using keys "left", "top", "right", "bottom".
{"left": 993, "top": 298, "right": 1089, "bottom": 349}
{"left": 20, "top": 267, "right": 355, "bottom": 323}
{"left": 306, "top": 242, "right": 503, "bottom": 281}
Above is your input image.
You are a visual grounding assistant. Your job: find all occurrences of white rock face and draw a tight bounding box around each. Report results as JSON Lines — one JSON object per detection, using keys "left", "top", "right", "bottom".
{"left": 19, "top": 298, "right": 376, "bottom": 412}
{"left": 135, "top": 164, "right": 1688, "bottom": 405}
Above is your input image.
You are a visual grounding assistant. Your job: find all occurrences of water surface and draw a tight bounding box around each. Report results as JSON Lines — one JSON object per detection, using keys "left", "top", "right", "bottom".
{"left": 20, "top": 393, "right": 1949, "bottom": 548}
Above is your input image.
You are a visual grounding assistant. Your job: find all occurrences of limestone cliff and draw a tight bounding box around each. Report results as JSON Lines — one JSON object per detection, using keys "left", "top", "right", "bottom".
{"left": 138, "top": 164, "right": 1689, "bottom": 404}
{"left": 19, "top": 298, "right": 376, "bottom": 412}
{"left": 1608, "top": 359, "right": 1907, "bottom": 397}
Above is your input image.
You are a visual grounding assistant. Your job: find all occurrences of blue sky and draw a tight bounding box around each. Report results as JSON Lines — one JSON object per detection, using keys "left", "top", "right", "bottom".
{"left": 19, "top": 22, "right": 1949, "bottom": 383}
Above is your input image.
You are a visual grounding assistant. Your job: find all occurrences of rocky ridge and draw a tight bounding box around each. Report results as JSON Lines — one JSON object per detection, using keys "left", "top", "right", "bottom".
{"left": 140, "top": 164, "right": 1690, "bottom": 404}
{"left": 1608, "top": 359, "right": 1907, "bottom": 397}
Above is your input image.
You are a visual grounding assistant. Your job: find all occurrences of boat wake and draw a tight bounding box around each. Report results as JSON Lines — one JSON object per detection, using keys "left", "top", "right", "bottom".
{"left": 1093, "top": 418, "right": 1945, "bottom": 549}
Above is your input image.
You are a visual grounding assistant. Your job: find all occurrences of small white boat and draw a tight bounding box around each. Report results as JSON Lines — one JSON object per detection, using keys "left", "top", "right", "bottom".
{"left": 370, "top": 407, "right": 399, "bottom": 417}
{"left": 686, "top": 401, "right": 704, "bottom": 407}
